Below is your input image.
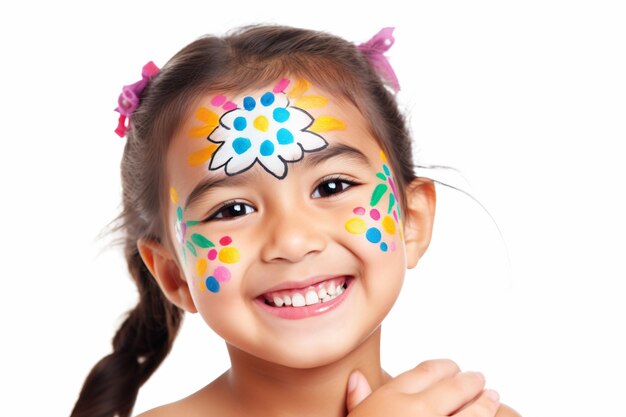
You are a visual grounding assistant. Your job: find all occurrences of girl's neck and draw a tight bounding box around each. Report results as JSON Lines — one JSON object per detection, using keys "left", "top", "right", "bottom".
{"left": 223, "top": 326, "right": 389, "bottom": 417}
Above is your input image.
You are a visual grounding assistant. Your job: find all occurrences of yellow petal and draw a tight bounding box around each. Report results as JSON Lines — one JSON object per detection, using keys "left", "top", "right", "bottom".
{"left": 294, "top": 95, "right": 328, "bottom": 110}
{"left": 188, "top": 144, "right": 218, "bottom": 166}
{"left": 169, "top": 187, "right": 179, "bottom": 205}
{"left": 288, "top": 79, "right": 310, "bottom": 99}
{"left": 308, "top": 116, "right": 346, "bottom": 133}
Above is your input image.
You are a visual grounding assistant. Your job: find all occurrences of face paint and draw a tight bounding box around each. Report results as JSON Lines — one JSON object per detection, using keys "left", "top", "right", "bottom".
{"left": 188, "top": 78, "right": 346, "bottom": 179}
{"left": 344, "top": 151, "right": 402, "bottom": 252}
{"left": 171, "top": 186, "right": 241, "bottom": 294}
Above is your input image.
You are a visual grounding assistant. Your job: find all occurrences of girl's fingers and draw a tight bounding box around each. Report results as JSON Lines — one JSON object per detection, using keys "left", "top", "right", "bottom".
{"left": 345, "top": 370, "right": 373, "bottom": 412}
{"left": 390, "top": 358, "right": 461, "bottom": 394}
{"left": 453, "top": 389, "right": 501, "bottom": 417}
{"left": 417, "top": 370, "right": 487, "bottom": 415}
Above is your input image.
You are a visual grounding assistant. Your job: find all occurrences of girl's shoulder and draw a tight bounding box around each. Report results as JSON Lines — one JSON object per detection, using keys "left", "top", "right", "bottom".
{"left": 135, "top": 373, "right": 233, "bottom": 417}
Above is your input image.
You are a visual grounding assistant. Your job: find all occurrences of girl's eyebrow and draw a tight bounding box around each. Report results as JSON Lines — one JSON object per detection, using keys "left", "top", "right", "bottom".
{"left": 184, "top": 143, "right": 372, "bottom": 209}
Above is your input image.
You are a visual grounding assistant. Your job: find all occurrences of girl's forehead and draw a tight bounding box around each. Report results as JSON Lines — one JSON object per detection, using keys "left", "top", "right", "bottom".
{"left": 167, "top": 79, "right": 381, "bottom": 198}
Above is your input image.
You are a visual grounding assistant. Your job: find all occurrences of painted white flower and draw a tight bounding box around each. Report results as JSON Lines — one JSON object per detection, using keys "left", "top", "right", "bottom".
{"left": 208, "top": 90, "right": 328, "bottom": 179}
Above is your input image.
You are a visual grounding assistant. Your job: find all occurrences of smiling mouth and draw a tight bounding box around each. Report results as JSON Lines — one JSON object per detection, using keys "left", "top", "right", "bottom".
{"left": 260, "top": 277, "right": 351, "bottom": 308}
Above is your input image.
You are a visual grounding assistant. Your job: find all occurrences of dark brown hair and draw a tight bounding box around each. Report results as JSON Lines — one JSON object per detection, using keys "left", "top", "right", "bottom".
{"left": 71, "top": 25, "right": 416, "bottom": 417}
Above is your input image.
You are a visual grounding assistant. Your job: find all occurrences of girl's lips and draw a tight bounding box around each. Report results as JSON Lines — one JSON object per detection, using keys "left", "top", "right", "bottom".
{"left": 254, "top": 277, "right": 353, "bottom": 320}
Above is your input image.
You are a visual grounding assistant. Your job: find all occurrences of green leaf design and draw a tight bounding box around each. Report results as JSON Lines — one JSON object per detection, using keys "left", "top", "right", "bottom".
{"left": 376, "top": 172, "right": 387, "bottom": 181}
{"left": 177, "top": 206, "right": 183, "bottom": 221}
{"left": 388, "top": 192, "right": 395, "bottom": 214}
{"left": 186, "top": 241, "right": 197, "bottom": 257}
{"left": 186, "top": 220, "right": 201, "bottom": 227}
{"left": 191, "top": 233, "right": 215, "bottom": 248}
{"left": 370, "top": 183, "right": 388, "bottom": 207}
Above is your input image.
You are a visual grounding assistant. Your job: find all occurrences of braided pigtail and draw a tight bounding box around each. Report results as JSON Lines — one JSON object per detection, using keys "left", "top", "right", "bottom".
{"left": 70, "top": 249, "right": 183, "bottom": 417}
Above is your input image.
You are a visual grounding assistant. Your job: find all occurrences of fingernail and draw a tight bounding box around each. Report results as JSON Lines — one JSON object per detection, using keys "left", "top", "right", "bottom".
{"left": 485, "top": 389, "right": 500, "bottom": 402}
{"left": 348, "top": 372, "right": 359, "bottom": 392}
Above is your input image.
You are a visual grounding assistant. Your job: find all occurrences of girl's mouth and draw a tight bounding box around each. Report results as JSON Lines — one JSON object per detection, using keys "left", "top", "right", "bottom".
{"left": 255, "top": 276, "right": 353, "bottom": 319}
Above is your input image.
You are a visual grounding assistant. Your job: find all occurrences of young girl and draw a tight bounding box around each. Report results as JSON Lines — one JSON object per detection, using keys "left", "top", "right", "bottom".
{"left": 71, "top": 25, "right": 519, "bottom": 417}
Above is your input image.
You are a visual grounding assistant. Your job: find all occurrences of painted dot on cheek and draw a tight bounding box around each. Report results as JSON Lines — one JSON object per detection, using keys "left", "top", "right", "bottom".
{"left": 382, "top": 215, "right": 396, "bottom": 235}
{"left": 208, "top": 249, "right": 217, "bottom": 260}
{"left": 213, "top": 266, "right": 231, "bottom": 283}
{"left": 366, "top": 227, "right": 382, "bottom": 244}
{"left": 206, "top": 276, "right": 220, "bottom": 293}
{"left": 353, "top": 207, "right": 366, "bottom": 216}
{"left": 196, "top": 258, "right": 207, "bottom": 276}
{"left": 345, "top": 218, "right": 367, "bottom": 234}
{"left": 380, "top": 242, "right": 388, "bottom": 252}
{"left": 219, "top": 236, "right": 232, "bottom": 246}
{"left": 219, "top": 247, "right": 240, "bottom": 264}
{"left": 370, "top": 209, "right": 380, "bottom": 220}
{"left": 390, "top": 242, "right": 396, "bottom": 251}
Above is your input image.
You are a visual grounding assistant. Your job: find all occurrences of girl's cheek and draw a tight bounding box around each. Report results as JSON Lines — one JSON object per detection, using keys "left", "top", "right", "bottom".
{"left": 170, "top": 186, "right": 243, "bottom": 296}
{"left": 343, "top": 150, "right": 403, "bottom": 255}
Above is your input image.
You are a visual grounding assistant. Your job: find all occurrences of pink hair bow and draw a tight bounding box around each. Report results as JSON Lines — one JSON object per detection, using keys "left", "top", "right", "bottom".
{"left": 114, "top": 61, "right": 160, "bottom": 137}
{"left": 357, "top": 27, "right": 400, "bottom": 93}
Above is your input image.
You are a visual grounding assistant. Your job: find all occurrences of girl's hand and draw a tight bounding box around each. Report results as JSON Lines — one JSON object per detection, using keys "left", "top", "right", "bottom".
{"left": 345, "top": 359, "right": 501, "bottom": 417}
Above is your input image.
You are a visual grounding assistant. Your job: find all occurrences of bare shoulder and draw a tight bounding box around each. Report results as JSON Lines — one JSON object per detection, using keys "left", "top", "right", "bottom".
{"left": 496, "top": 403, "right": 522, "bottom": 417}
{"left": 134, "top": 372, "right": 231, "bottom": 417}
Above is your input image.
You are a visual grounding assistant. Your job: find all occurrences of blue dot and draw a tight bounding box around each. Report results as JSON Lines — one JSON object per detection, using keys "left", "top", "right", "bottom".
{"left": 260, "top": 92, "right": 275, "bottom": 106}
{"left": 383, "top": 164, "right": 391, "bottom": 176}
{"left": 366, "top": 228, "right": 382, "bottom": 244}
{"left": 276, "top": 128, "right": 294, "bottom": 145}
{"left": 232, "top": 137, "right": 251, "bottom": 154}
{"left": 243, "top": 96, "right": 256, "bottom": 111}
{"left": 273, "top": 107, "right": 290, "bottom": 123}
{"left": 380, "top": 242, "right": 388, "bottom": 252}
{"left": 260, "top": 140, "right": 275, "bottom": 156}
{"left": 206, "top": 276, "right": 220, "bottom": 293}
{"left": 233, "top": 116, "right": 247, "bottom": 131}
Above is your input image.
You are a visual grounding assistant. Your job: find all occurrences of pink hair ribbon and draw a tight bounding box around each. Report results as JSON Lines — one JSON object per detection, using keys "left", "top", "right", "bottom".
{"left": 114, "top": 61, "right": 160, "bottom": 137}
{"left": 357, "top": 27, "right": 400, "bottom": 93}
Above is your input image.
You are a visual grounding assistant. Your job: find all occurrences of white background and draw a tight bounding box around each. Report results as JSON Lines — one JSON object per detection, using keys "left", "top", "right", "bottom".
{"left": 1, "top": 1, "right": 624, "bottom": 416}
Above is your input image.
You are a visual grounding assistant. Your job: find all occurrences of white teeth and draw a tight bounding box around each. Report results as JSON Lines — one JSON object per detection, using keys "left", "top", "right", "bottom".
{"left": 305, "top": 290, "right": 320, "bottom": 305}
{"left": 273, "top": 296, "right": 284, "bottom": 307}
{"left": 318, "top": 287, "right": 328, "bottom": 299}
{"left": 265, "top": 279, "right": 350, "bottom": 307}
{"left": 291, "top": 293, "right": 305, "bottom": 307}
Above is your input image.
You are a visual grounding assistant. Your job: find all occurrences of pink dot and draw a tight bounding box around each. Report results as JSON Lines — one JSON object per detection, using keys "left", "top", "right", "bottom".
{"left": 370, "top": 209, "right": 380, "bottom": 220}
{"left": 353, "top": 207, "right": 366, "bottom": 216}
{"left": 223, "top": 101, "right": 237, "bottom": 111}
{"left": 213, "top": 266, "right": 231, "bottom": 283}
{"left": 390, "top": 242, "right": 396, "bottom": 251}
{"left": 273, "top": 78, "right": 290, "bottom": 93}
{"left": 211, "top": 95, "right": 226, "bottom": 106}
{"left": 219, "top": 236, "right": 232, "bottom": 246}
{"left": 208, "top": 249, "right": 217, "bottom": 260}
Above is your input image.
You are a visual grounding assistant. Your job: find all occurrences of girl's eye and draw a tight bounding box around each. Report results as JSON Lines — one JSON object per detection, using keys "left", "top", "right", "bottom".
{"left": 312, "top": 177, "right": 357, "bottom": 198}
{"left": 207, "top": 201, "right": 255, "bottom": 221}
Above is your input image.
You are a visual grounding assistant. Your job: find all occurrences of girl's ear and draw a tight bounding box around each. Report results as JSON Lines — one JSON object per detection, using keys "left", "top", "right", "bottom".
{"left": 137, "top": 239, "right": 198, "bottom": 313}
{"left": 403, "top": 178, "right": 437, "bottom": 269}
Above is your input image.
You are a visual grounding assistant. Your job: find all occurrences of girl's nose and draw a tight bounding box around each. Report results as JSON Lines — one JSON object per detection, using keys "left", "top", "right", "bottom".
{"left": 260, "top": 205, "right": 327, "bottom": 263}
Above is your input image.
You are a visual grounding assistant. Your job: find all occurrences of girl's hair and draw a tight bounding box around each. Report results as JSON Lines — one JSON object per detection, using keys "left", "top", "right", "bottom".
{"left": 71, "top": 25, "right": 417, "bottom": 417}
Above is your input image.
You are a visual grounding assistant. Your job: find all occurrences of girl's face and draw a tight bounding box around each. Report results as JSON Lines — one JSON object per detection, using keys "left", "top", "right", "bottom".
{"left": 166, "top": 79, "right": 409, "bottom": 368}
